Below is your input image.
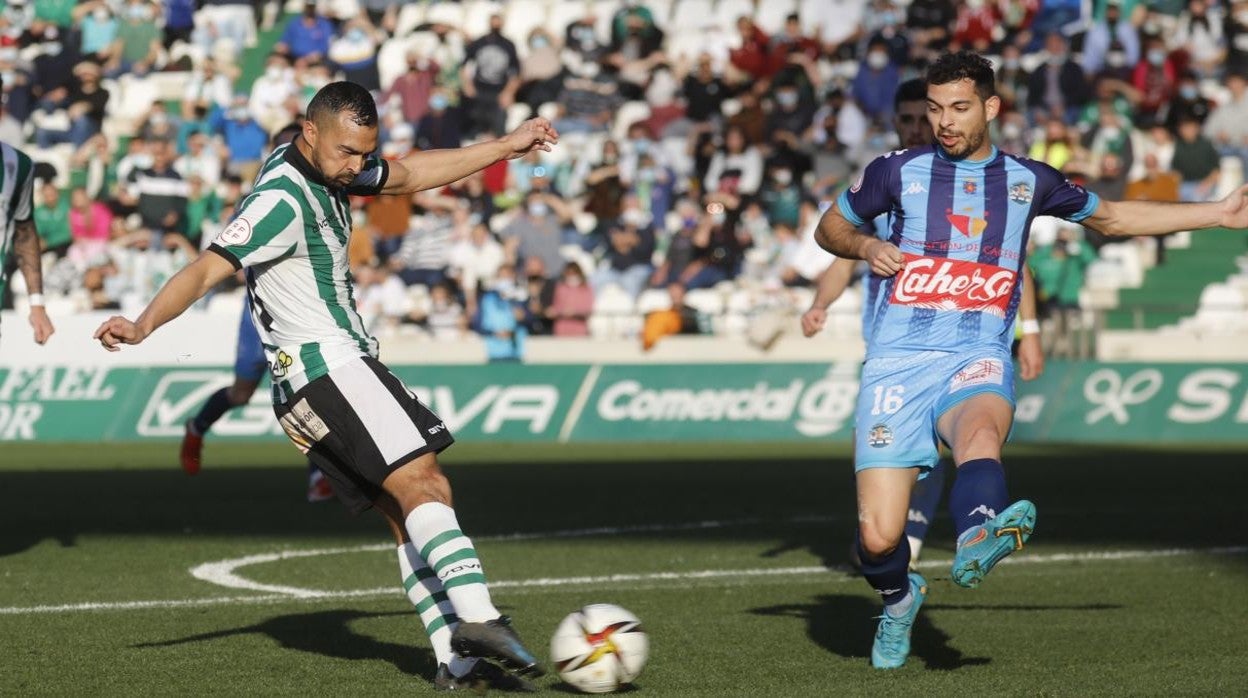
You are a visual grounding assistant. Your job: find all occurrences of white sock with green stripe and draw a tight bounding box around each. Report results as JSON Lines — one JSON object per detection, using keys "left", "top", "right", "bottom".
{"left": 406, "top": 502, "right": 501, "bottom": 624}
{"left": 397, "top": 543, "right": 475, "bottom": 675}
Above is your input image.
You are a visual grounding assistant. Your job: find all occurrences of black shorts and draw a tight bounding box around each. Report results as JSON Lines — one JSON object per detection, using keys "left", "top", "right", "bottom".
{"left": 274, "top": 356, "right": 454, "bottom": 514}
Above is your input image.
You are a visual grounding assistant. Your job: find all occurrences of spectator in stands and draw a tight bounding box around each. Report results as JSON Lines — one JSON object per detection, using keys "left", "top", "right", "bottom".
{"left": 0, "top": 46, "right": 33, "bottom": 126}
{"left": 606, "top": 4, "right": 665, "bottom": 97}
{"left": 521, "top": 256, "right": 556, "bottom": 335}
{"left": 183, "top": 174, "right": 222, "bottom": 246}
{"left": 642, "top": 282, "right": 699, "bottom": 350}
{"left": 125, "top": 141, "right": 189, "bottom": 243}
{"left": 553, "top": 60, "right": 622, "bottom": 135}
{"left": 448, "top": 170, "right": 496, "bottom": 226}
{"left": 461, "top": 13, "right": 520, "bottom": 138}
{"left": 994, "top": 45, "right": 1029, "bottom": 114}
{"left": 1082, "top": 0, "right": 1139, "bottom": 75}
{"left": 448, "top": 222, "right": 506, "bottom": 315}
{"left": 767, "top": 81, "right": 816, "bottom": 142}
{"left": 249, "top": 53, "right": 297, "bottom": 134}
{"left": 28, "top": 19, "right": 78, "bottom": 99}
{"left": 328, "top": 18, "right": 382, "bottom": 92}
{"left": 32, "top": 61, "right": 108, "bottom": 148}
{"left": 682, "top": 53, "right": 727, "bottom": 128}
{"left": 1080, "top": 100, "right": 1133, "bottom": 174}
{"left": 951, "top": 0, "right": 997, "bottom": 52}
{"left": 852, "top": 38, "right": 901, "bottom": 124}
{"left": 565, "top": 8, "right": 607, "bottom": 65}
{"left": 1029, "top": 225, "right": 1095, "bottom": 355}
{"left": 384, "top": 49, "right": 439, "bottom": 125}
{"left": 34, "top": 180, "right": 71, "bottom": 257}
{"left": 518, "top": 27, "right": 565, "bottom": 110}
{"left": 0, "top": 70, "right": 23, "bottom": 146}
{"left": 74, "top": 1, "right": 119, "bottom": 62}
{"left": 1163, "top": 72, "right": 1213, "bottom": 132}
{"left": 218, "top": 95, "right": 268, "bottom": 183}
{"left": 1131, "top": 33, "right": 1177, "bottom": 121}
{"left": 582, "top": 140, "right": 626, "bottom": 239}
{"left": 138, "top": 102, "right": 181, "bottom": 144}
{"left": 163, "top": 0, "right": 196, "bottom": 49}
{"left": 68, "top": 186, "right": 113, "bottom": 263}
{"left": 705, "top": 124, "right": 763, "bottom": 197}
{"left": 730, "top": 17, "right": 773, "bottom": 82}
{"left": 592, "top": 207, "right": 655, "bottom": 300}
{"left": 473, "top": 264, "right": 526, "bottom": 362}
{"left": 654, "top": 197, "right": 742, "bottom": 290}
{"left": 175, "top": 131, "right": 222, "bottom": 189}
{"left": 1027, "top": 33, "right": 1090, "bottom": 123}
{"left": 182, "top": 58, "right": 235, "bottom": 120}
{"left": 1029, "top": 117, "right": 1077, "bottom": 172}
{"left": 1171, "top": 115, "right": 1222, "bottom": 202}
{"left": 502, "top": 189, "right": 573, "bottom": 277}
{"left": 906, "top": 0, "right": 956, "bottom": 55}
{"left": 414, "top": 87, "right": 462, "bottom": 151}
{"left": 277, "top": 1, "right": 334, "bottom": 62}
{"left": 110, "top": 0, "right": 162, "bottom": 77}
{"left": 548, "top": 262, "right": 594, "bottom": 337}
{"left": 769, "top": 14, "right": 822, "bottom": 74}
{"left": 1205, "top": 72, "right": 1248, "bottom": 167}
{"left": 408, "top": 281, "right": 467, "bottom": 340}
{"left": 351, "top": 262, "right": 408, "bottom": 332}
{"left": 391, "top": 193, "right": 459, "bottom": 288}
{"left": 1176, "top": 0, "right": 1225, "bottom": 79}
{"left": 195, "top": 0, "right": 256, "bottom": 55}
{"left": 760, "top": 164, "right": 802, "bottom": 229}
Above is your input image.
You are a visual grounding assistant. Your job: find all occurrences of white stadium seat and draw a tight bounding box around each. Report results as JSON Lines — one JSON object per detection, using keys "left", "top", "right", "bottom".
{"left": 462, "top": 0, "right": 504, "bottom": 39}
{"left": 426, "top": 2, "right": 466, "bottom": 30}
{"left": 754, "top": 0, "right": 797, "bottom": 34}
{"left": 636, "top": 288, "right": 672, "bottom": 314}
{"left": 714, "top": 0, "right": 755, "bottom": 33}
{"left": 669, "top": 0, "right": 715, "bottom": 33}
{"left": 594, "top": 284, "right": 637, "bottom": 316}
{"left": 683, "top": 288, "right": 724, "bottom": 315}
{"left": 546, "top": 1, "right": 587, "bottom": 37}
{"left": 611, "top": 101, "right": 652, "bottom": 141}
{"left": 503, "top": 0, "right": 549, "bottom": 46}
{"left": 394, "top": 3, "right": 427, "bottom": 37}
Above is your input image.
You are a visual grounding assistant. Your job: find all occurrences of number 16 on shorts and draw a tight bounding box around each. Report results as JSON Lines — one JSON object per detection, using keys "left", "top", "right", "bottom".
{"left": 870, "top": 385, "right": 906, "bottom": 416}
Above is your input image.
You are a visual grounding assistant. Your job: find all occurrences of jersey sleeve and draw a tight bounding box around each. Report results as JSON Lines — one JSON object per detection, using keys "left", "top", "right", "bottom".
{"left": 207, "top": 189, "right": 302, "bottom": 269}
{"left": 1033, "top": 161, "right": 1100, "bottom": 222}
{"left": 12, "top": 152, "right": 33, "bottom": 222}
{"left": 345, "top": 154, "right": 389, "bottom": 196}
{"left": 835, "top": 154, "right": 897, "bottom": 227}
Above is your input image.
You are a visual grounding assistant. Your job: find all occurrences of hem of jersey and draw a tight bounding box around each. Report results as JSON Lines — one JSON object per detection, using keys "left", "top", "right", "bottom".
{"left": 207, "top": 243, "right": 242, "bottom": 270}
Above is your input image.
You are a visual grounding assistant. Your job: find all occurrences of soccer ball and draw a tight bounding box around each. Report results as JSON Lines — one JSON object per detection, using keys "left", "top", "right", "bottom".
{"left": 550, "top": 604, "right": 649, "bottom": 694}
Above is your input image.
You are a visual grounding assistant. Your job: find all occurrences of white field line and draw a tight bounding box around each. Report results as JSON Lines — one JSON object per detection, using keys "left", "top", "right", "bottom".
{"left": 1, "top": 545, "right": 1244, "bottom": 616}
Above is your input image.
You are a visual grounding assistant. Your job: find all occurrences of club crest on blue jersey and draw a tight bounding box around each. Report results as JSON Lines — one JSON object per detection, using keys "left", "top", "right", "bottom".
{"left": 1009, "top": 181, "right": 1033, "bottom": 204}
{"left": 868, "top": 423, "right": 893, "bottom": 448}
{"left": 963, "top": 179, "right": 977, "bottom": 195}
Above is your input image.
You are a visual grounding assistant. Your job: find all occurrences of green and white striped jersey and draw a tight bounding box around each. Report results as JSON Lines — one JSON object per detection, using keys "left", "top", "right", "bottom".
{"left": 0, "top": 141, "right": 36, "bottom": 300}
{"left": 208, "top": 140, "right": 390, "bottom": 403}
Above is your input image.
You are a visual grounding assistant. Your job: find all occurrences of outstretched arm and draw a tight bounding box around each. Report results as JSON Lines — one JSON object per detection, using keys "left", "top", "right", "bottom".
{"left": 93, "top": 252, "right": 237, "bottom": 351}
{"left": 1081, "top": 185, "right": 1248, "bottom": 237}
{"left": 813, "top": 201, "right": 905, "bottom": 276}
{"left": 381, "top": 118, "right": 559, "bottom": 196}
{"left": 800, "top": 257, "right": 857, "bottom": 337}
{"left": 12, "top": 220, "right": 54, "bottom": 344}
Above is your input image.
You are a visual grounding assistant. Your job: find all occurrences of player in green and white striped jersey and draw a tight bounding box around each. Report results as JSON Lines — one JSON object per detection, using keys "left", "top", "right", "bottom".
{"left": 95, "top": 82, "right": 559, "bottom": 691}
{"left": 0, "top": 139, "right": 55, "bottom": 346}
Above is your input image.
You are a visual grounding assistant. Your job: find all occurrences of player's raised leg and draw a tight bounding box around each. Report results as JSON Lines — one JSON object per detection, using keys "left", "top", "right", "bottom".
{"left": 938, "top": 392, "right": 1036, "bottom": 589}
{"left": 383, "top": 453, "right": 544, "bottom": 677}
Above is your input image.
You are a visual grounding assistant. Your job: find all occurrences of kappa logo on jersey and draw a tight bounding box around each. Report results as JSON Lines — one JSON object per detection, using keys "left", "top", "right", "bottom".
{"left": 950, "top": 358, "right": 1006, "bottom": 391}
{"left": 219, "top": 217, "right": 253, "bottom": 246}
{"left": 946, "top": 208, "right": 988, "bottom": 237}
{"left": 891, "top": 254, "right": 1017, "bottom": 316}
{"left": 902, "top": 180, "right": 928, "bottom": 196}
{"left": 867, "top": 423, "right": 893, "bottom": 448}
{"left": 1009, "top": 181, "right": 1033, "bottom": 204}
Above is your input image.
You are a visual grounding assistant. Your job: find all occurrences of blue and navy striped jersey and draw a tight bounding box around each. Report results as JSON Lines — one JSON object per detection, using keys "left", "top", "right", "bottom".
{"left": 838, "top": 145, "right": 1099, "bottom": 358}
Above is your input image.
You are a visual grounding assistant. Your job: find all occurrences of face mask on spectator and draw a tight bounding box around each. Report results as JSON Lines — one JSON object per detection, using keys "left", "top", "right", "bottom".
{"left": 1106, "top": 51, "right": 1126, "bottom": 67}
{"left": 93, "top": 8, "right": 109, "bottom": 22}
{"left": 228, "top": 107, "right": 249, "bottom": 121}
{"left": 776, "top": 90, "right": 799, "bottom": 108}
{"left": 266, "top": 65, "right": 283, "bottom": 81}
{"left": 867, "top": 52, "right": 888, "bottom": 70}
{"left": 1147, "top": 49, "right": 1165, "bottom": 66}
{"left": 711, "top": 211, "right": 726, "bottom": 226}
{"left": 410, "top": 58, "right": 430, "bottom": 71}
{"left": 966, "top": 0, "right": 984, "bottom": 8}
{"left": 563, "top": 273, "right": 583, "bottom": 287}
{"left": 132, "top": 153, "right": 154, "bottom": 169}
{"left": 430, "top": 94, "right": 449, "bottom": 111}
{"left": 43, "top": 42, "right": 62, "bottom": 57}
{"left": 348, "top": 28, "right": 366, "bottom": 42}
{"left": 1003, "top": 57, "right": 1019, "bottom": 71}
{"left": 150, "top": 112, "right": 167, "bottom": 126}
{"left": 531, "top": 36, "right": 549, "bottom": 50}
{"left": 0, "top": 47, "right": 16, "bottom": 63}
{"left": 127, "top": 5, "right": 148, "bottom": 21}
{"left": 632, "top": 138, "right": 650, "bottom": 155}
{"left": 528, "top": 201, "right": 549, "bottom": 217}
{"left": 1101, "top": 126, "right": 1121, "bottom": 140}
{"left": 1180, "top": 85, "right": 1198, "bottom": 100}
{"left": 1002, "top": 123, "right": 1022, "bottom": 140}
{"left": 773, "top": 169, "right": 792, "bottom": 186}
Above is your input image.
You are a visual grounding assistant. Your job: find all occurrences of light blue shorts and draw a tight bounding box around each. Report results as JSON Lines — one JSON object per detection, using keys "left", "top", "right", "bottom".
{"left": 854, "top": 349, "right": 1015, "bottom": 473}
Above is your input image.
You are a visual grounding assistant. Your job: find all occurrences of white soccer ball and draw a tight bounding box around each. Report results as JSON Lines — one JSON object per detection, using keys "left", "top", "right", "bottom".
{"left": 550, "top": 604, "right": 649, "bottom": 694}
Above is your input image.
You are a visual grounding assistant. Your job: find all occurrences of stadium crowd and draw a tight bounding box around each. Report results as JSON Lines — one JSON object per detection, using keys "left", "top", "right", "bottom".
{"left": 4, "top": 0, "right": 1244, "bottom": 356}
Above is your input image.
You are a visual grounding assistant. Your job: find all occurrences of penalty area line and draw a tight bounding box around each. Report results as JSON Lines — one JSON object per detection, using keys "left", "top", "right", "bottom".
{"left": 0, "top": 545, "right": 1243, "bottom": 616}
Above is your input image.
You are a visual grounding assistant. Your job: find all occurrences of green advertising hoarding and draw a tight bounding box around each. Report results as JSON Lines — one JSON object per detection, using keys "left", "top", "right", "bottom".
{"left": 1, "top": 361, "right": 1246, "bottom": 444}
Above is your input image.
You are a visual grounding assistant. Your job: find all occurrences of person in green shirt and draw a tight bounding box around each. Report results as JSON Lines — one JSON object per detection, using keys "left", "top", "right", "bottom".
{"left": 1029, "top": 227, "right": 1098, "bottom": 356}
{"left": 33, "top": 0, "right": 76, "bottom": 27}
{"left": 33, "top": 180, "right": 71, "bottom": 257}
{"left": 110, "top": 0, "right": 161, "bottom": 77}
{"left": 183, "top": 174, "right": 222, "bottom": 246}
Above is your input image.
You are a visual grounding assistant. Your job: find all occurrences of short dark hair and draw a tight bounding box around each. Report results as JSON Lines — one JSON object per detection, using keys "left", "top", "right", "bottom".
{"left": 306, "top": 81, "right": 378, "bottom": 128}
{"left": 894, "top": 78, "right": 927, "bottom": 110}
{"left": 272, "top": 120, "right": 304, "bottom": 148}
{"left": 926, "top": 51, "right": 996, "bottom": 101}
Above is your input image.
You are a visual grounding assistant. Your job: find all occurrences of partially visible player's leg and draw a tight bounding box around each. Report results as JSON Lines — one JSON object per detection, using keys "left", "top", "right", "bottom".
{"left": 937, "top": 388, "right": 1036, "bottom": 588}
{"left": 181, "top": 376, "right": 261, "bottom": 475}
{"left": 905, "top": 457, "right": 947, "bottom": 560}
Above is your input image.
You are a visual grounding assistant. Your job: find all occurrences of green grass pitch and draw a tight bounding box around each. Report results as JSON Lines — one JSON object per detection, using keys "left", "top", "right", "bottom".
{"left": 1, "top": 442, "right": 1246, "bottom": 695}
